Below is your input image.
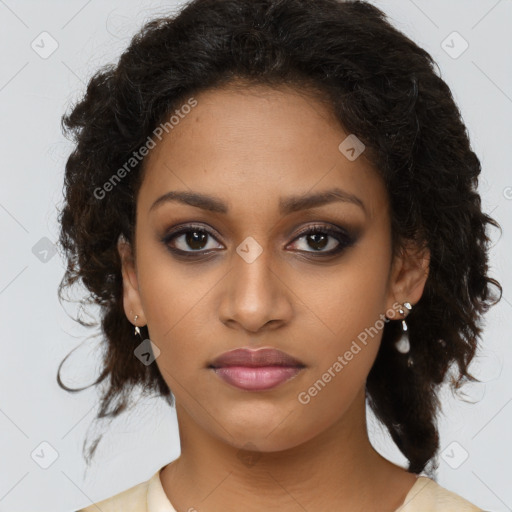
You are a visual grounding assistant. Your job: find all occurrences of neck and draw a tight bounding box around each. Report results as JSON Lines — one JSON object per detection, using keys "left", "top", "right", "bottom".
{"left": 160, "top": 386, "right": 416, "bottom": 512}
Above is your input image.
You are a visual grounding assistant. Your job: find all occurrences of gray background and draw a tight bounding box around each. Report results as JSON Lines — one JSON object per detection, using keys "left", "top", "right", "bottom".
{"left": 0, "top": 0, "right": 510, "bottom": 511}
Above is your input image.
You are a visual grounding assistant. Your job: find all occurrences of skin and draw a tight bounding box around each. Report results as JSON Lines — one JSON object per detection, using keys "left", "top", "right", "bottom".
{"left": 118, "top": 82, "right": 430, "bottom": 512}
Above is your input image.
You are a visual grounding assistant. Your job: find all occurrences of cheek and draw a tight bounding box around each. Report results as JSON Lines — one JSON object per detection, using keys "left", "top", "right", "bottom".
{"left": 295, "top": 244, "right": 391, "bottom": 345}
{"left": 302, "top": 279, "right": 384, "bottom": 401}
{"left": 135, "top": 239, "right": 225, "bottom": 386}
{"left": 135, "top": 235, "right": 211, "bottom": 339}
{"left": 296, "top": 274, "right": 387, "bottom": 421}
{"left": 292, "top": 348, "right": 374, "bottom": 444}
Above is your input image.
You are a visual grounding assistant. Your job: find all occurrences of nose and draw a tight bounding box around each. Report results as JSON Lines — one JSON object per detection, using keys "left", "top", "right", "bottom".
{"left": 218, "top": 245, "right": 294, "bottom": 333}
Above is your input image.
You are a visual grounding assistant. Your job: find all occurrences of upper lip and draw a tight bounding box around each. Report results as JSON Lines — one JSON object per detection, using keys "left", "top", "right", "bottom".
{"left": 209, "top": 348, "right": 305, "bottom": 368}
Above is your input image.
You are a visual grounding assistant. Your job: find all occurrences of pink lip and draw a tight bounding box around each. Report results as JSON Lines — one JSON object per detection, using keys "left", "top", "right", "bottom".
{"left": 209, "top": 347, "right": 305, "bottom": 368}
{"left": 212, "top": 366, "right": 303, "bottom": 391}
{"left": 208, "top": 348, "right": 305, "bottom": 391}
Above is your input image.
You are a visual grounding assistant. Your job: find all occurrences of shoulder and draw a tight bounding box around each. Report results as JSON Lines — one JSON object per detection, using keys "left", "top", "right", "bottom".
{"left": 74, "top": 473, "right": 152, "bottom": 512}
{"left": 396, "top": 476, "right": 485, "bottom": 512}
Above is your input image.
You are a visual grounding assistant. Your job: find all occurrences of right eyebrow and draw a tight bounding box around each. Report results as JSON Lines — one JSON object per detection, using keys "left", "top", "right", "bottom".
{"left": 149, "top": 190, "right": 227, "bottom": 214}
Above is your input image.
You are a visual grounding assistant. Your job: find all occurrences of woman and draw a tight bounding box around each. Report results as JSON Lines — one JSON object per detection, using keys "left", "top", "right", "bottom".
{"left": 57, "top": 0, "right": 501, "bottom": 510}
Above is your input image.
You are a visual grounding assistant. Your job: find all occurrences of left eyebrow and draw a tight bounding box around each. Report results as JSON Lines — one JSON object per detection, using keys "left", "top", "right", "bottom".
{"left": 279, "top": 187, "right": 366, "bottom": 216}
{"left": 149, "top": 187, "right": 366, "bottom": 216}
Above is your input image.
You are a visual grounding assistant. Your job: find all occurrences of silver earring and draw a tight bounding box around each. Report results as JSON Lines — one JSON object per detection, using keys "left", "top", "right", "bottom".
{"left": 395, "top": 302, "right": 412, "bottom": 358}
{"left": 133, "top": 315, "right": 141, "bottom": 338}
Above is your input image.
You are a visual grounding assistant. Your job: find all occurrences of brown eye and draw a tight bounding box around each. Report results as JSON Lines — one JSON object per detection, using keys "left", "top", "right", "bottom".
{"left": 180, "top": 230, "right": 208, "bottom": 250}
{"left": 288, "top": 225, "right": 356, "bottom": 256}
{"left": 162, "top": 225, "right": 223, "bottom": 255}
{"left": 302, "top": 232, "right": 330, "bottom": 251}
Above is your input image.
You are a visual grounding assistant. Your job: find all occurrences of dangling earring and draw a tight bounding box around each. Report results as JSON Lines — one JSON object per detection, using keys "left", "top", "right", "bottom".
{"left": 395, "top": 302, "right": 413, "bottom": 365}
{"left": 133, "top": 314, "right": 142, "bottom": 339}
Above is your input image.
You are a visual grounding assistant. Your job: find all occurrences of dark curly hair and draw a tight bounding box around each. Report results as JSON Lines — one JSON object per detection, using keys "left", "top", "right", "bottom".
{"left": 56, "top": 0, "right": 502, "bottom": 476}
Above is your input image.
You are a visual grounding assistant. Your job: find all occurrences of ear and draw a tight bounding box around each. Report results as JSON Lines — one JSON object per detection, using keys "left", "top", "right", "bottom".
{"left": 385, "top": 238, "right": 430, "bottom": 314}
{"left": 117, "top": 234, "right": 146, "bottom": 328}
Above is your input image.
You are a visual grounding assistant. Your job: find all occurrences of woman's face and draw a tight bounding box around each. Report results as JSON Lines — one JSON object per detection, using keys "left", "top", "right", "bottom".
{"left": 119, "top": 83, "right": 429, "bottom": 452}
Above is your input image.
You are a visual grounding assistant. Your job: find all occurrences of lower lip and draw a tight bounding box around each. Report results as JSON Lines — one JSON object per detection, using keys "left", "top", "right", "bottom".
{"left": 211, "top": 366, "right": 303, "bottom": 391}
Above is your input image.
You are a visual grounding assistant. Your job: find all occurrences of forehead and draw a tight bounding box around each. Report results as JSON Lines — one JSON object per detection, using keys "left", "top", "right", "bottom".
{"left": 137, "top": 84, "right": 387, "bottom": 221}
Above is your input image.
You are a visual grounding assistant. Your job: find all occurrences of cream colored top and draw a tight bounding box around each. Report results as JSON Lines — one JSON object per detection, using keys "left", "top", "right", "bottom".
{"left": 76, "top": 466, "right": 484, "bottom": 511}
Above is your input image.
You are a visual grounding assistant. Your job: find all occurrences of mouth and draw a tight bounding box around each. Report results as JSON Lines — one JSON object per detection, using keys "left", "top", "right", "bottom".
{"left": 208, "top": 347, "right": 305, "bottom": 391}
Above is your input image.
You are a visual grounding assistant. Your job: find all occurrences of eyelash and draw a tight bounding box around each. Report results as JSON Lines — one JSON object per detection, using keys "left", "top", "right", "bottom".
{"left": 161, "top": 223, "right": 356, "bottom": 260}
